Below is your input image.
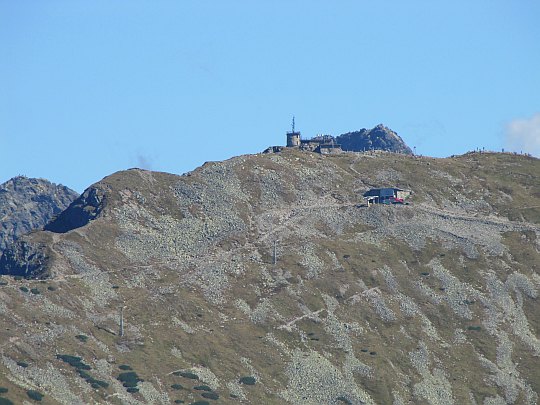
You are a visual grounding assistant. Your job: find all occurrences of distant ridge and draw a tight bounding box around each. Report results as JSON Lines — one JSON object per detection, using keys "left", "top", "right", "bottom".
{"left": 0, "top": 176, "right": 78, "bottom": 252}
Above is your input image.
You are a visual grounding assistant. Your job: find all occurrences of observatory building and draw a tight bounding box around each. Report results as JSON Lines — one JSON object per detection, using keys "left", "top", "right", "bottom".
{"left": 285, "top": 117, "right": 342, "bottom": 154}
{"left": 286, "top": 117, "right": 301, "bottom": 147}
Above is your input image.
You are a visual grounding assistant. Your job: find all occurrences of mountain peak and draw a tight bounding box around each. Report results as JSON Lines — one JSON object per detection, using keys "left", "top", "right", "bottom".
{"left": 0, "top": 176, "right": 78, "bottom": 252}
{"left": 336, "top": 124, "right": 412, "bottom": 154}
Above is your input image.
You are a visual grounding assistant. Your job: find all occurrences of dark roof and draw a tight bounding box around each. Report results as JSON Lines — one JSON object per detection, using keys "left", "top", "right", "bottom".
{"left": 363, "top": 188, "right": 403, "bottom": 197}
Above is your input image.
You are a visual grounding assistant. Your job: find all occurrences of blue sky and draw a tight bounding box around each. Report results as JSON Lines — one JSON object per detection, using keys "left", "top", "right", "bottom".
{"left": 1, "top": 1, "right": 539, "bottom": 192}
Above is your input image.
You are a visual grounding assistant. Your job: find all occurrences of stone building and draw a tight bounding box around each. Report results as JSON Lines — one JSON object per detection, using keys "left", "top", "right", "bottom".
{"left": 286, "top": 129, "right": 301, "bottom": 147}
{"left": 264, "top": 119, "right": 343, "bottom": 154}
{"left": 285, "top": 119, "right": 342, "bottom": 154}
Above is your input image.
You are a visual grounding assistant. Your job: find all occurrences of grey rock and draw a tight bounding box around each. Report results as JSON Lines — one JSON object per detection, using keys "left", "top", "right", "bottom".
{"left": 0, "top": 176, "right": 78, "bottom": 252}
{"left": 336, "top": 124, "right": 413, "bottom": 154}
{"left": 0, "top": 238, "right": 51, "bottom": 278}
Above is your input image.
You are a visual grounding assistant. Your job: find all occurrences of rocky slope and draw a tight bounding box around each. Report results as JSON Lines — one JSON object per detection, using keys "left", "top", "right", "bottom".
{"left": 337, "top": 124, "right": 413, "bottom": 154}
{"left": 0, "top": 176, "right": 78, "bottom": 253}
{"left": 0, "top": 150, "right": 538, "bottom": 405}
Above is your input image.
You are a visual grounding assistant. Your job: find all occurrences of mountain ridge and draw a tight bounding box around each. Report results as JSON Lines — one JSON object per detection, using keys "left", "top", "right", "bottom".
{"left": 0, "top": 150, "right": 538, "bottom": 404}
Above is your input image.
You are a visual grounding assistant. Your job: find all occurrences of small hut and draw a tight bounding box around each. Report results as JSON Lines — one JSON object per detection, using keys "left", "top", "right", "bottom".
{"left": 363, "top": 188, "right": 411, "bottom": 205}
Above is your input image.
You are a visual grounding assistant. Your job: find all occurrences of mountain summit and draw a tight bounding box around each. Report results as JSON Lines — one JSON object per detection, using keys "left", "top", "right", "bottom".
{"left": 336, "top": 124, "right": 413, "bottom": 154}
{"left": 276, "top": 123, "right": 413, "bottom": 155}
{"left": 0, "top": 176, "right": 78, "bottom": 253}
{"left": 0, "top": 151, "right": 538, "bottom": 404}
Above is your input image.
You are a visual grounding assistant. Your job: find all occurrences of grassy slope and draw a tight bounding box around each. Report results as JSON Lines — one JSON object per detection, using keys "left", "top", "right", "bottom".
{"left": 0, "top": 150, "right": 538, "bottom": 404}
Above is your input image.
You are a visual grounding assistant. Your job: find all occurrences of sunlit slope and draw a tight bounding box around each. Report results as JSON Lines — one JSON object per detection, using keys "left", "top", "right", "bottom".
{"left": 0, "top": 150, "right": 538, "bottom": 404}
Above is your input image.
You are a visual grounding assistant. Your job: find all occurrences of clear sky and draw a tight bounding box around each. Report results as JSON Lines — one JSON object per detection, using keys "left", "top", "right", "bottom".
{"left": 1, "top": 1, "right": 539, "bottom": 192}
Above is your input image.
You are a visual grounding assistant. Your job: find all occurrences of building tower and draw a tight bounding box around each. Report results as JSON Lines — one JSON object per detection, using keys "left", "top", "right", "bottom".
{"left": 286, "top": 116, "right": 301, "bottom": 147}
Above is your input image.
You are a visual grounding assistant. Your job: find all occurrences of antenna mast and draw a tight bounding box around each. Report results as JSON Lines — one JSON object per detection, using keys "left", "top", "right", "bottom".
{"left": 292, "top": 116, "right": 295, "bottom": 133}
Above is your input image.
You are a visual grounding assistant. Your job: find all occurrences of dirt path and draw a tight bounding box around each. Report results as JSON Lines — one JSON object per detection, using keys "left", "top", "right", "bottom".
{"left": 415, "top": 202, "right": 539, "bottom": 230}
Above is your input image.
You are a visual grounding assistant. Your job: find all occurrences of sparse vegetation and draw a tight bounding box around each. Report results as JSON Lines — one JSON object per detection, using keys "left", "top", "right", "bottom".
{"left": 119, "top": 364, "right": 132, "bottom": 370}
{"left": 194, "top": 385, "right": 212, "bottom": 391}
{"left": 239, "top": 376, "right": 256, "bottom": 385}
{"left": 201, "top": 392, "right": 219, "bottom": 400}
{"left": 47, "top": 285, "right": 56, "bottom": 291}
{"left": 0, "top": 398, "right": 14, "bottom": 405}
{"left": 26, "top": 390, "right": 44, "bottom": 401}
{"left": 171, "top": 383, "right": 183, "bottom": 390}
{"left": 75, "top": 334, "right": 88, "bottom": 343}
{"left": 117, "top": 371, "right": 143, "bottom": 388}
{"left": 0, "top": 387, "right": 8, "bottom": 393}
{"left": 174, "top": 371, "right": 199, "bottom": 380}
{"left": 56, "top": 354, "right": 91, "bottom": 370}
{"left": 30, "top": 288, "right": 40, "bottom": 295}
{"left": 19, "top": 286, "right": 28, "bottom": 293}
{"left": 16, "top": 361, "right": 28, "bottom": 368}
{"left": 81, "top": 373, "right": 109, "bottom": 389}
{"left": 56, "top": 354, "right": 109, "bottom": 389}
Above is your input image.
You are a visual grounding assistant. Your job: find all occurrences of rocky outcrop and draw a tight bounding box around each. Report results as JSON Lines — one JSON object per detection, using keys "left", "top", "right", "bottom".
{"left": 0, "top": 176, "right": 78, "bottom": 252}
{"left": 0, "top": 238, "right": 51, "bottom": 278}
{"left": 44, "top": 186, "right": 106, "bottom": 233}
{"left": 336, "top": 124, "right": 413, "bottom": 154}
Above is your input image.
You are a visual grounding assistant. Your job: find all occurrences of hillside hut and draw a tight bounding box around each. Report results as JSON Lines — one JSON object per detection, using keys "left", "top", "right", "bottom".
{"left": 363, "top": 188, "right": 411, "bottom": 205}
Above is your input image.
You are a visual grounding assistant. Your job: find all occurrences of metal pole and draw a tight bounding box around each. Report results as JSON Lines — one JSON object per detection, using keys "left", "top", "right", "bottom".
{"left": 120, "top": 306, "right": 125, "bottom": 337}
